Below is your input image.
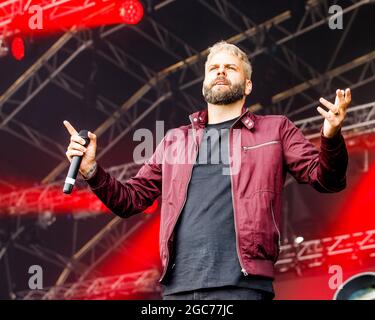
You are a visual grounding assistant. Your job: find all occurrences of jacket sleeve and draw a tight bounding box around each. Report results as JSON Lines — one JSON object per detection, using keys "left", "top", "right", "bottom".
{"left": 84, "top": 139, "right": 163, "bottom": 218}
{"left": 280, "top": 116, "right": 348, "bottom": 193}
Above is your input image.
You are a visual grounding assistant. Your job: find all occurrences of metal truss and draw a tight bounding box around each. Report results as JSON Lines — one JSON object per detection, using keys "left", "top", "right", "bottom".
{"left": 284, "top": 51, "right": 375, "bottom": 119}
{"left": 17, "top": 229, "right": 375, "bottom": 299}
{"left": 0, "top": 28, "right": 93, "bottom": 159}
{"left": 269, "top": 0, "right": 367, "bottom": 107}
{"left": 0, "top": 114, "right": 66, "bottom": 160}
{"left": 0, "top": 6, "right": 203, "bottom": 166}
{"left": 13, "top": 242, "right": 90, "bottom": 272}
{"left": 0, "top": 31, "right": 76, "bottom": 158}
{"left": 199, "top": 0, "right": 368, "bottom": 114}
{"left": 55, "top": 212, "right": 155, "bottom": 285}
{"left": 197, "top": 0, "right": 334, "bottom": 106}
{"left": 0, "top": 162, "right": 142, "bottom": 215}
{"left": 0, "top": 27, "right": 165, "bottom": 162}
{"left": 18, "top": 268, "right": 161, "bottom": 300}
{"left": 1, "top": 0, "right": 372, "bottom": 166}
{"left": 295, "top": 101, "right": 375, "bottom": 139}
{"left": 276, "top": 229, "right": 375, "bottom": 275}
{"left": 0, "top": 1, "right": 187, "bottom": 161}
{"left": 132, "top": 16, "right": 203, "bottom": 75}
{"left": 0, "top": 23, "right": 166, "bottom": 160}
{"left": 0, "top": 161, "right": 155, "bottom": 296}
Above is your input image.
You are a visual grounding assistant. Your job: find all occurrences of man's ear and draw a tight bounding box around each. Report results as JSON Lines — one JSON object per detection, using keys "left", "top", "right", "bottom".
{"left": 245, "top": 79, "right": 252, "bottom": 96}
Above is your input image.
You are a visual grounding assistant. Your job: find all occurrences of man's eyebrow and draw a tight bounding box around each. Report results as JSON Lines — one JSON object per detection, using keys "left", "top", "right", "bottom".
{"left": 208, "top": 63, "right": 239, "bottom": 68}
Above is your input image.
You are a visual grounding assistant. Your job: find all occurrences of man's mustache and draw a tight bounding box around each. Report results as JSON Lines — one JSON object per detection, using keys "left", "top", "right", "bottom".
{"left": 211, "top": 77, "right": 231, "bottom": 87}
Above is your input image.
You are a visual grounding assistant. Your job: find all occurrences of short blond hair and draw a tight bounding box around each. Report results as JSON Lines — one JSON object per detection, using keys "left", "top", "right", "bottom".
{"left": 205, "top": 41, "right": 252, "bottom": 80}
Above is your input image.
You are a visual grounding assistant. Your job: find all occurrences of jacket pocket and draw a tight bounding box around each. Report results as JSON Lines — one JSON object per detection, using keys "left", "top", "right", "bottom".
{"left": 270, "top": 200, "right": 281, "bottom": 262}
{"left": 246, "top": 191, "right": 280, "bottom": 262}
{"left": 242, "top": 140, "right": 280, "bottom": 151}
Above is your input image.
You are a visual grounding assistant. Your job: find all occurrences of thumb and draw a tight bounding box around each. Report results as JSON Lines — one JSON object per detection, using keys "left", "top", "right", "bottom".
{"left": 88, "top": 131, "right": 97, "bottom": 142}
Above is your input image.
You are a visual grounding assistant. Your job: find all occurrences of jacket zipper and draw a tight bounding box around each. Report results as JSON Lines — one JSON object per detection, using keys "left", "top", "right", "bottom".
{"left": 242, "top": 140, "right": 279, "bottom": 150}
{"left": 228, "top": 118, "right": 249, "bottom": 276}
{"left": 158, "top": 116, "right": 198, "bottom": 282}
{"left": 270, "top": 200, "right": 281, "bottom": 259}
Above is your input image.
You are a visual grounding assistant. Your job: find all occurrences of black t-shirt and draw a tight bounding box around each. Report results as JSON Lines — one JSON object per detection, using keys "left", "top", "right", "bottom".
{"left": 161, "top": 116, "right": 274, "bottom": 295}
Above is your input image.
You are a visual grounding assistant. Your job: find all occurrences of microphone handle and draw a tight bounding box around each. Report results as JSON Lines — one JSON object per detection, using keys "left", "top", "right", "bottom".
{"left": 63, "top": 155, "right": 83, "bottom": 194}
{"left": 63, "top": 129, "right": 90, "bottom": 194}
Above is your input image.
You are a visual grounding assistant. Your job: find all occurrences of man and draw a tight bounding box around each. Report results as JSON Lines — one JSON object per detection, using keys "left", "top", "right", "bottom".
{"left": 64, "top": 41, "right": 350, "bottom": 300}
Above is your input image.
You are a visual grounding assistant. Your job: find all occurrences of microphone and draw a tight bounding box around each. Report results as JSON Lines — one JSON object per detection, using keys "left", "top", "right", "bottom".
{"left": 63, "top": 130, "right": 90, "bottom": 194}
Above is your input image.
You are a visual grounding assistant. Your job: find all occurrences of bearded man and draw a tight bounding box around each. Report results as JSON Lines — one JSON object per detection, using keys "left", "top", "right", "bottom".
{"left": 64, "top": 41, "right": 350, "bottom": 300}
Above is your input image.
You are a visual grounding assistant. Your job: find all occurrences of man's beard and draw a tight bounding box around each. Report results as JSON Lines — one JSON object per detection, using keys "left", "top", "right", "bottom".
{"left": 202, "top": 79, "right": 245, "bottom": 105}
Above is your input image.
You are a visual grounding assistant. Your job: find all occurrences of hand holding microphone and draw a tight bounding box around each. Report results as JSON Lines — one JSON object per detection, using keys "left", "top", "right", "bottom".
{"left": 63, "top": 120, "right": 97, "bottom": 194}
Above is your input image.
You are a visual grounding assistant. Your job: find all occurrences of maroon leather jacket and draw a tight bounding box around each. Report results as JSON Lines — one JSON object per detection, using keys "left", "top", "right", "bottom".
{"left": 86, "top": 106, "right": 348, "bottom": 282}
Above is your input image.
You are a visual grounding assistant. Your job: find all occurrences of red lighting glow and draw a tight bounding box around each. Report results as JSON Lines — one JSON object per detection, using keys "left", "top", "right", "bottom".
{"left": 0, "top": 182, "right": 159, "bottom": 217}
{"left": 11, "top": 36, "right": 25, "bottom": 60}
{"left": 93, "top": 213, "right": 161, "bottom": 299}
{"left": 331, "top": 160, "right": 375, "bottom": 234}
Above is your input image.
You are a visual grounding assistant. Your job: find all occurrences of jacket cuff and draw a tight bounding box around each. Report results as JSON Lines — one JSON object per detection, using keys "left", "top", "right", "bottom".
{"left": 84, "top": 163, "right": 107, "bottom": 190}
{"left": 320, "top": 127, "right": 344, "bottom": 150}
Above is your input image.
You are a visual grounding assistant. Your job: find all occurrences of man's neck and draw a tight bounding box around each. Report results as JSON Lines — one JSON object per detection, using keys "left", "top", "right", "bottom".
{"left": 207, "top": 99, "right": 245, "bottom": 124}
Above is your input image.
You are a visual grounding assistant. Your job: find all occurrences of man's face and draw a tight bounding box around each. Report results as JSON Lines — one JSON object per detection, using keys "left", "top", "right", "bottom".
{"left": 202, "top": 52, "right": 252, "bottom": 105}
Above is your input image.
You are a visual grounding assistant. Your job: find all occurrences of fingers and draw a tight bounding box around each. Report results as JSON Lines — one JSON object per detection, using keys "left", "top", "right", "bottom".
{"left": 336, "top": 89, "right": 345, "bottom": 104}
{"left": 65, "top": 149, "right": 84, "bottom": 161}
{"left": 68, "top": 141, "right": 87, "bottom": 153}
{"left": 88, "top": 131, "right": 97, "bottom": 143}
{"left": 63, "top": 120, "right": 78, "bottom": 136}
{"left": 71, "top": 134, "right": 86, "bottom": 146}
{"left": 319, "top": 97, "right": 337, "bottom": 113}
{"left": 64, "top": 122, "right": 97, "bottom": 163}
{"left": 319, "top": 88, "right": 351, "bottom": 114}
{"left": 317, "top": 106, "right": 330, "bottom": 119}
{"left": 345, "top": 88, "right": 351, "bottom": 105}
{"left": 66, "top": 139, "right": 87, "bottom": 161}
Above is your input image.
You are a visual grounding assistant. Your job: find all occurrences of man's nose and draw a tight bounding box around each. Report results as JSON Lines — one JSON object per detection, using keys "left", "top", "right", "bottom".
{"left": 217, "top": 65, "right": 226, "bottom": 76}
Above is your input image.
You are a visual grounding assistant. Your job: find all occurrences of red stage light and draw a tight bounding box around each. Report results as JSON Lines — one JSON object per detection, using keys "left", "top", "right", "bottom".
{"left": 0, "top": 0, "right": 145, "bottom": 37}
{"left": 144, "top": 199, "right": 158, "bottom": 214}
{"left": 119, "top": 0, "right": 144, "bottom": 25}
{"left": 11, "top": 36, "right": 25, "bottom": 61}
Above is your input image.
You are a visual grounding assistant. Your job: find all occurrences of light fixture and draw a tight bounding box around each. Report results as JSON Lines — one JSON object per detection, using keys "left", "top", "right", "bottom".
{"left": 119, "top": 0, "right": 144, "bottom": 25}
{"left": 37, "top": 211, "right": 56, "bottom": 229}
{"left": 334, "top": 272, "right": 375, "bottom": 300}
{"left": 294, "top": 236, "right": 304, "bottom": 245}
{"left": 11, "top": 36, "right": 25, "bottom": 61}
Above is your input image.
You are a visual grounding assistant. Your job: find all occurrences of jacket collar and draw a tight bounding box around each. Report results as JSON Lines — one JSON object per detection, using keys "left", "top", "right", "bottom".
{"left": 189, "top": 104, "right": 255, "bottom": 130}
